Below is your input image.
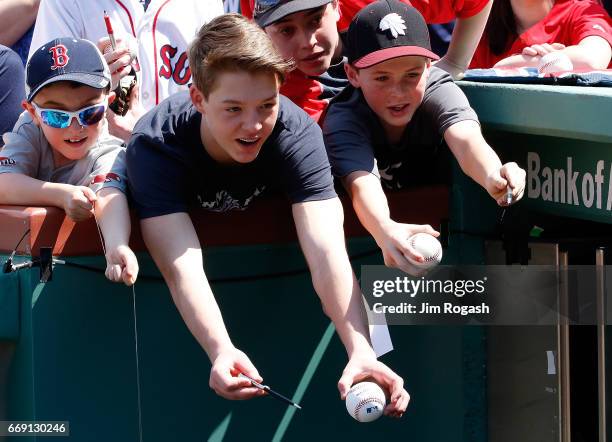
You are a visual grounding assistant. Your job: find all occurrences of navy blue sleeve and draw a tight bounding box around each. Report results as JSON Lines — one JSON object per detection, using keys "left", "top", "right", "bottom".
{"left": 273, "top": 97, "right": 337, "bottom": 204}
{"left": 422, "top": 68, "right": 479, "bottom": 136}
{"left": 0, "top": 46, "right": 25, "bottom": 147}
{"left": 126, "top": 132, "right": 190, "bottom": 219}
{"left": 322, "top": 89, "right": 378, "bottom": 178}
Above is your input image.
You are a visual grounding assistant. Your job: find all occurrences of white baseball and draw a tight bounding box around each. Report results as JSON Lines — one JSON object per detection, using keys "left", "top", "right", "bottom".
{"left": 537, "top": 52, "right": 574, "bottom": 74}
{"left": 407, "top": 233, "right": 443, "bottom": 269}
{"left": 345, "top": 381, "right": 386, "bottom": 422}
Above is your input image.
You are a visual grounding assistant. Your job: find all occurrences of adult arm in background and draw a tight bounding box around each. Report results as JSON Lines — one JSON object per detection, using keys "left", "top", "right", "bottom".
{"left": 140, "top": 212, "right": 266, "bottom": 400}
{"left": 96, "top": 37, "right": 145, "bottom": 142}
{"left": 105, "top": 79, "right": 145, "bottom": 142}
{"left": 434, "top": 0, "right": 493, "bottom": 79}
{"left": 342, "top": 171, "right": 438, "bottom": 275}
{"left": 444, "top": 120, "right": 526, "bottom": 204}
{"left": 493, "top": 36, "right": 612, "bottom": 70}
{"left": 292, "top": 197, "right": 410, "bottom": 417}
{"left": 0, "top": 0, "right": 39, "bottom": 47}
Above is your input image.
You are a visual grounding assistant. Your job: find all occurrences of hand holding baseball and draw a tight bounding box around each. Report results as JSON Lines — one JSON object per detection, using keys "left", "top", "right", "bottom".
{"left": 338, "top": 355, "right": 410, "bottom": 418}
{"left": 376, "top": 221, "right": 439, "bottom": 275}
{"left": 485, "top": 162, "right": 526, "bottom": 206}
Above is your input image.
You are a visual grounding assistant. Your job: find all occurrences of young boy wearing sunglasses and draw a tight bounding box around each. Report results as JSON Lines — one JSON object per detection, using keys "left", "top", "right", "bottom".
{"left": 0, "top": 37, "right": 138, "bottom": 286}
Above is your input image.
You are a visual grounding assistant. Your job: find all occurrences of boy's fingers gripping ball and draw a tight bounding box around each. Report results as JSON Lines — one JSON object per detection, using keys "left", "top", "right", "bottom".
{"left": 537, "top": 52, "right": 573, "bottom": 74}
{"left": 406, "top": 233, "right": 442, "bottom": 269}
{"left": 345, "top": 382, "right": 386, "bottom": 422}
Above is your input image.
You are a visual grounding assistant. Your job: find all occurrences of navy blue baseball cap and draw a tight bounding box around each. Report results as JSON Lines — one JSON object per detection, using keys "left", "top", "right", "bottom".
{"left": 26, "top": 37, "right": 111, "bottom": 102}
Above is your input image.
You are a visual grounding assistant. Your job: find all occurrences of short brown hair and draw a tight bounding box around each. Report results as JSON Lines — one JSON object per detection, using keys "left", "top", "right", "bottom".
{"left": 189, "top": 13, "right": 293, "bottom": 97}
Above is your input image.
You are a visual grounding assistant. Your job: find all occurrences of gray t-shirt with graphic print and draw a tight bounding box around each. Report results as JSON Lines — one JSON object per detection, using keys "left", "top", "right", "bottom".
{"left": 0, "top": 111, "right": 127, "bottom": 193}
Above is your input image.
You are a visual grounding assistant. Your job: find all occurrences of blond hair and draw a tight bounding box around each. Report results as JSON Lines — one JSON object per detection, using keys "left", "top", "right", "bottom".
{"left": 189, "top": 13, "right": 293, "bottom": 97}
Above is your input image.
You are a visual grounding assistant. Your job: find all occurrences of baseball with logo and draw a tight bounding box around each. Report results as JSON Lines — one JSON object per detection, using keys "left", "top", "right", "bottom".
{"left": 345, "top": 381, "right": 386, "bottom": 422}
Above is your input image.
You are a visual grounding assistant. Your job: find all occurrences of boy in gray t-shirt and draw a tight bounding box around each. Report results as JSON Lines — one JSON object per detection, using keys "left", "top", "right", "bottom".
{"left": 323, "top": 0, "right": 526, "bottom": 274}
{"left": 0, "top": 37, "right": 137, "bottom": 286}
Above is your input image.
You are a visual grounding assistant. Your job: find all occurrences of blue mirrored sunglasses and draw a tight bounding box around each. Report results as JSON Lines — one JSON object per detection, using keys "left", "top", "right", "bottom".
{"left": 31, "top": 102, "right": 107, "bottom": 129}
{"left": 254, "top": 0, "right": 284, "bottom": 17}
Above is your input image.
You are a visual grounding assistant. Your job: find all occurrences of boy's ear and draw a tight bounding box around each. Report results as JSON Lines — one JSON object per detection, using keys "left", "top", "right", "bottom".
{"left": 189, "top": 84, "right": 207, "bottom": 115}
{"left": 107, "top": 91, "right": 116, "bottom": 105}
{"left": 22, "top": 100, "right": 40, "bottom": 126}
{"left": 344, "top": 63, "right": 360, "bottom": 88}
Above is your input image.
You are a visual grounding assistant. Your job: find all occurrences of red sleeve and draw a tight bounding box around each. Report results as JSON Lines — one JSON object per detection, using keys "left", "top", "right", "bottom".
{"left": 241, "top": 0, "right": 254, "bottom": 18}
{"left": 280, "top": 72, "right": 327, "bottom": 123}
{"left": 567, "top": 0, "right": 612, "bottom": 47}
{"left": 454, "top": 0, "right": 490, "bottom": 19}
{"left": 338, "top": 0, "right": 371, "bottom": 31}
{"left": 338, "top": 0, "right": 490, "bottom": 31}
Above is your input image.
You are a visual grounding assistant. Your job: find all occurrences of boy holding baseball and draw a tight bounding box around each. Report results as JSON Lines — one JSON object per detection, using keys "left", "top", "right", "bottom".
{"left": 126, "top": 14, "right": 409, "bottom": 415}
{"left": 0, "top": 37, "right": 138, "bottom": 286}
{"left": 323, "top": 0, "right": 527, "bottom": 274}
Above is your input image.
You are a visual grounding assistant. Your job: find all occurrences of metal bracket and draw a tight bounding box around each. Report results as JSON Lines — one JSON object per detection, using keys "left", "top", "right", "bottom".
{"left": 39, "top": 247, "right": 53, "bottom": 282}
{"left": 2, "top": 246, "right": 64, "bottom": 283}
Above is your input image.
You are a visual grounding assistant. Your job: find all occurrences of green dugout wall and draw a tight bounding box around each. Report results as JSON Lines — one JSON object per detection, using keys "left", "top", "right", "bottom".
{"left": 0, "top": 188, "right": 488, "bottom": 441}
{"left": 460, "top": 81, "right": 612, "bottom": 442}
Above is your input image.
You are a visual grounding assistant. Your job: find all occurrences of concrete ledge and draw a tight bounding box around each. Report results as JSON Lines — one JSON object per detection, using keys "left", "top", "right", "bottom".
{"left": 0, "top": 186, "right": 450, "bottom": 256}
{"left": 458, "top": 81, "right": 612, "bottom": 144}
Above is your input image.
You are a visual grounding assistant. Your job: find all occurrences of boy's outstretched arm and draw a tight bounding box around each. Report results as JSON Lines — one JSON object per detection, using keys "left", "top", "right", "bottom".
{"left": 343, "top": 171, "right": 438, "bottom": 275}
{"left": 292, "top": 197, "right": 410, "bottom": 417}
{"left": 0, "top": 173, "right": 95, "bottom": 221}
{"left": 94, "top": 187, "right": 138, "bottom": 285}
{"left": 445, "top": 120, "right": 526, "bottom": 205}
{"left": 140, "top": 213, "right": 265, "bottom": 401}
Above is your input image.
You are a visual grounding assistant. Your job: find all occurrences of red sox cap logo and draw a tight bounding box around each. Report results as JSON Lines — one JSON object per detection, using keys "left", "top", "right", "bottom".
{"left": 91, "top": 172, "right": 121, "bottom": 184}
{"left": 0, "top": 156, "right": 16, "bottom": 166}
{"left": 49, "top": 44, "right": 70, "bottom": 70}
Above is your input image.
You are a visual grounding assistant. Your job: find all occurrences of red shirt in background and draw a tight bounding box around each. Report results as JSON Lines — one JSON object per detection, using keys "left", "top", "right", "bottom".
{"left": 241, "top": 0, "right": 490, "bottom": 121}
{"left": 470, "top": 0, "right": 612, "bottom": 68}
{"left": 241, "top": 0, "right": 490, "bottom": 30}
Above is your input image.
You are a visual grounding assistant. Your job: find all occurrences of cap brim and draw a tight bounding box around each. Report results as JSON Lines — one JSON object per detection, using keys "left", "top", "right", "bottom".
{"left": 353, "top": 46, "right": 440, "bottom": 69}
{"left": 255, "top": 0, "right": 332, "bottom": 27}
{"left": 27, "top": 72, "right": 110, "bottom": 102}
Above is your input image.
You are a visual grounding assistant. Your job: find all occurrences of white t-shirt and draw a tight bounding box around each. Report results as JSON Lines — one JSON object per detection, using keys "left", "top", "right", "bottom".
{"left": 29, "top": 0, "right": 224, "bottom": 110}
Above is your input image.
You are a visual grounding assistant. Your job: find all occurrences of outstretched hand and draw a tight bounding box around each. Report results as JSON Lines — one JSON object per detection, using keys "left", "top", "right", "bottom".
{"left": 485, "top": 162, "right": 526, "bottom": 206}
{"left": 209, "top": 347, "right": 267, "bottom": 400}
